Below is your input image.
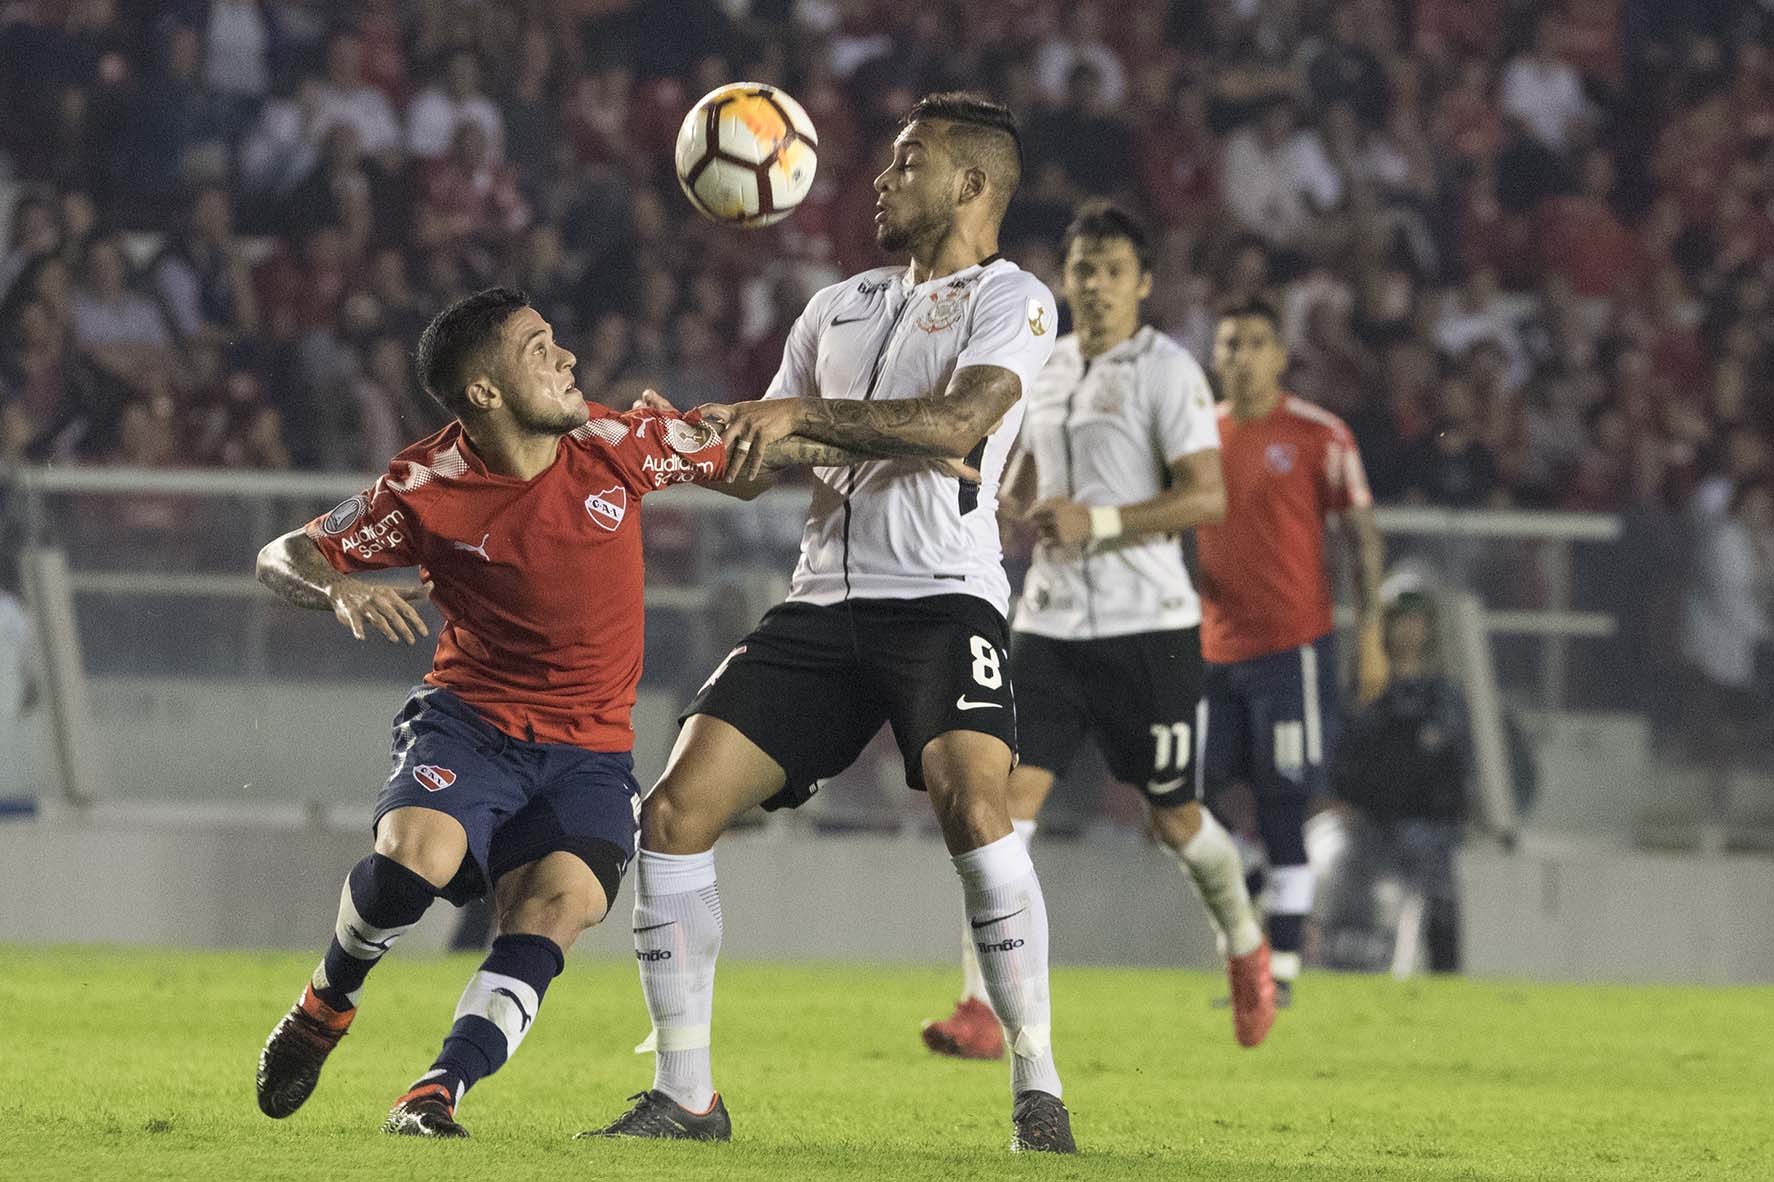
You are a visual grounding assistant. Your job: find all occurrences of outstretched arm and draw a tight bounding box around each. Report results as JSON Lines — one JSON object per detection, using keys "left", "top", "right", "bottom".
{"left": 1029, "top": 449, "right": 1226, "bottom": 546}
{"left": 697, "top": 434, "right": 983, "bottom": 501}
{"left": 708, "top": 365, "right": 1022, "bottom": 481}
{"left": 256, "top": 529, "right": 431, "bottom": 644}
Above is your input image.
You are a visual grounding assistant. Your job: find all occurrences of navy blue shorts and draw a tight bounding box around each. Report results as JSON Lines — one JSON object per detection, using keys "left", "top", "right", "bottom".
{"left": 1199, "top": 634, "right": 1338, "bottom": 802}
{"left": 372, "top": 687, "right": 641, "bottom": 907}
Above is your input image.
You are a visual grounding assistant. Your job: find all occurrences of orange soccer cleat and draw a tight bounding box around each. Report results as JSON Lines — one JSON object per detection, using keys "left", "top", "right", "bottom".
{"left": 921, "top": 997, "right": 1006, "bottom": 1060}
{"left": 1227, "top": 938, "right": 1278, "bottom": 1047}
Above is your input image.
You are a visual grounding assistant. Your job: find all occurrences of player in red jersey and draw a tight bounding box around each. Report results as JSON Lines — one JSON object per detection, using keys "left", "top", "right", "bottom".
{"left": 1195, "top": 299, "right": 1386, "bottom": 1006}
{"left": 251, "top": 288, "right": 894, "bottom": 1138}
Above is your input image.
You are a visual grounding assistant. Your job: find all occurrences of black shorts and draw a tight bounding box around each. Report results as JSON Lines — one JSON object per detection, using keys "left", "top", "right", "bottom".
{"left": 682, "top": 595, "right": 1017, "bottom": 810}
{"left": 1009, "top": 627, "right": 1202, "bottom": 808}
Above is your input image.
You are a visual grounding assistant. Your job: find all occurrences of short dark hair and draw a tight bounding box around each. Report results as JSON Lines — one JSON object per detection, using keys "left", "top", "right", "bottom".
{"left": 903, "top": 91, "right": 1022, "bottom": 210}
{"left": 1218, "top": 297, "right": 1282, "bottom": 334}
{"left": 414, "top": 286, "right": 530, "bottom": 415}
{"left": 1061, "top": 200, "right": 1152, "bottom": 272}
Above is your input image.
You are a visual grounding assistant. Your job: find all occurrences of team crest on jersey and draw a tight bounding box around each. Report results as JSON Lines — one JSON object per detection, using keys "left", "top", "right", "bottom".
{"left": 1265, "top": 442, "right": 1299, "bottom": 475}
{"left": 916, "top": 287, "right": 969, "bottom": 334}
{"left": 414, "top": 764, "right": 456, "bottom": 792}
{"left": 664, "top": 417, "right": 718, "bottom": 454}
{"left": 1028, "top": 297, "right": 1049, "bottom": 336}
{"left": 585, "top": 485, "right": 627, "bottom": 531}
{"left": 1092, "top": 372, "right": 1131, "bottom": 416}
{"left": 321, "top": 494, "right": 369, "bottom": 536}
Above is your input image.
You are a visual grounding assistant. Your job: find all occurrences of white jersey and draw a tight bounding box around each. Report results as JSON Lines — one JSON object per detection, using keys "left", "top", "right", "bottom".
{"left": 1014, "top": 326, "right": 1220, "bottom": 640}
{"left": 765, "top": 257, "right": 1058, "bottom": 615}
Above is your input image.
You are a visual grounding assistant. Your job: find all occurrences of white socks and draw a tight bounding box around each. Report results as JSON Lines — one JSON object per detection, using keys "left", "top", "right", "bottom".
{"left": 952, "top": 831, "right": 1061, "bottom": 1098}
{"left": 633, "top": 849, "right": 723, "bottom": 1112}
{"left": 1177, "top": 808, "right": 1266, "bottom": 958}
{"left": 960, "top": 818, "right": 1036, "bottom": 1004}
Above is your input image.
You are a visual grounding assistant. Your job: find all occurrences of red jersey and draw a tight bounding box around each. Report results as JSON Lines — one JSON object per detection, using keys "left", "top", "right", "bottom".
{"left": 1196, "top": 394, "right": 1371, "bottom": 664}
{"left": 304, "top": 404, "right": 726, "bottom": 750}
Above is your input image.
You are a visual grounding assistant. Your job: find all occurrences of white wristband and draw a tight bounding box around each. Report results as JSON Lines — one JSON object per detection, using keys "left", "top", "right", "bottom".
{"left": 1088, "top": 505, "right": 1123, "bottom": 541}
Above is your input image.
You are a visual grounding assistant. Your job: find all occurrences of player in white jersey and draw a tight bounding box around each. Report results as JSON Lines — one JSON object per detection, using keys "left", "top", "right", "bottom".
{"left": 920, "top": 203, "right": 1278, "bottom": 1060}
{"left": 584, "top": 93, "right": 1075, "bottom": 1153}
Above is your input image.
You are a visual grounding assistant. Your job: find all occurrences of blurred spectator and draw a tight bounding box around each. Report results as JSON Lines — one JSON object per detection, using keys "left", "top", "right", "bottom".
{"left": 0, "top": 541, "right": 37, "bottom": 725}
{"left": 68, "top": 237, "right": 178, "bottom": 382}
{"left": 1308, "top": 1, "right": 1390, "bottom": 129}
{"left": 1319, "top": 589, "right": 1532, "bottom": 973}
{"left": 1532, "top": 148, "right": 1637, "bottom": 300}
{"left": 1219, "top": 97, "right": 1342, "bottom": 256}
{"left": 0, "top": 0, "right": 1759, "bottom": 534}
{"left": 121, "top": 20, "right": 230, "bottom": 207}
{"left": 148, "top": 186, "right": 259, "bottom": 348}
{"left": 1402, "top": 376, "right": 1503, "bottom": 508}
{"left": 202, "top": 0, "right": 271, "bottom": 110}
{"left": 1679, "top": 479, "right": 1774, "bottom": 839}
{"left": 1033, "top": 1, "right": 1128, "bottom": 110}
{"left": 406, "top": 48, "right": 504, "bottom": 161}
{"left": 1499, "top": 15, "right": 1595, "bottom": 155}
{"left": 306, "top": 29, "right": 402, "bottom": 162}
{"left": 0, "top": 196, "right": 62, "bottom": 306}
{"left": 415, "top": 122, "right": 529, "bottom": 274}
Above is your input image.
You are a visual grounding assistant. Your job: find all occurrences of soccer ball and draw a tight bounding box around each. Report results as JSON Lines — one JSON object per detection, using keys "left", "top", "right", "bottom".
{"left": 675, "top": 82, "right": 818, "bottom": 228}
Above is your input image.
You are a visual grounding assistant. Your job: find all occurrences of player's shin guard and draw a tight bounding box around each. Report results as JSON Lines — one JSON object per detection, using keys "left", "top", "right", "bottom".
{"left": 953, "top": 832, "right": 1061, "bottom": 1098}
{"left": 1257, "top": 794, "right": 1313, "bottom": 982}
{"left": 415, "top": 933, "right": 564, "bottom": 1106}
{"left": 312, "top": 853, "right": 439, "bottom": 1011}
{"left": 959, "top": 818, "right": 1036, "bottom": 1006}
{"left": 1176, "top": 808, "right": 1265, "bottom": 958}
{"left": 633, "top": 849, "right": 723, "bottom": 1113}
{"left": 1264, "top": 866, "right": 1313, "bottom": 981}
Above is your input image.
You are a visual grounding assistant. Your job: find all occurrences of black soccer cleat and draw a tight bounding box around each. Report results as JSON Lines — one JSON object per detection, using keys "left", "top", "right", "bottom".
{"left": 383, "top": 1085, "right": 470, "bottom": 1138}
{"left": 576, "top": 1090, "right": 732, "bottom": 1142}
{"left": 1274, "top": 979, "right": 1295, "bottom": 1009}
{"left": 256, "top": 985, "right": 354, "bottom": 1119}
{"left": 1010, "top": 1090, "right": 1077, "bottom": 1154}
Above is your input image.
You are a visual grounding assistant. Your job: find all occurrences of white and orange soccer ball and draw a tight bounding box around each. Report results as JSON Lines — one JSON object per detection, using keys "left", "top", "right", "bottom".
{"left": 674, "top": 82, "right": 818, "bottom": 228}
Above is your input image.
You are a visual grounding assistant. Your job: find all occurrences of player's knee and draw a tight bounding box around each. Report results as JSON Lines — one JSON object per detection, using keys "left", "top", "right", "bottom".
{"left": 501, "top": 881, "right": 607, "bottom": 944}
{"left": 373, "top": 819, "right": 466, "bottom": 888}
{"left": 639, "top": 783, "right": 718, "bottom": 854}
{"left": 1005, "top": 767, "right": 1053, "bottom": 821}
{"left": 1149, "top": 799, "right": 1205, "bottom": 851}
{"left": 928, "top": 779, "right": 1010, "bottom": 848}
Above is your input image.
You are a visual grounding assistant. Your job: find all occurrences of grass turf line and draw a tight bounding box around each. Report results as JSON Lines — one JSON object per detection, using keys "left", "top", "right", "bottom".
{"left": 2, "top": 947, "right": 1770, "bottom": 1180}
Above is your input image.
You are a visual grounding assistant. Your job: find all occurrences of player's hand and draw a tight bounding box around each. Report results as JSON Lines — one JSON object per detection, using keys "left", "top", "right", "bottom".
{"left": 934, "top": 456, "right": 982, "bottom": 483}
{"left": 632, "top": 388, "right": 675, "bottom": 413}
{"left": 717, "top": 398, "right": 804, "bottom": 482}
{"left": 1027, "top": 496, "right": 1092, "bottom": 546}
{"left": 1356, "top": 611, "right": 1389, "bottom": 704}
{"left": 328, "top": 577, "right": 432, "bottom": 644}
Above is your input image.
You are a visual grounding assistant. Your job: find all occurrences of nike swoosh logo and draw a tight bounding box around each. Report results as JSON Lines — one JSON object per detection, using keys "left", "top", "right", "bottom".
{"left": 1149, "top": 778, "right": 1187, "bottom": 793}
{"left": 633, "top": 922, "right": 676, "bottom": 934}
{"left": 491, "top": 985, "right": 534, "bottom": 1031}
{"left": 831, "top": 315, "right": 869, "bottom": 326}
{"left": 970, "top": 906, "right": 1027, "bottom": 930}
{"left": 955, "top": 697, "right": 1002, "bottom": 711}
{"left": 345, "top": 922, "right": 396, "bottom": 953}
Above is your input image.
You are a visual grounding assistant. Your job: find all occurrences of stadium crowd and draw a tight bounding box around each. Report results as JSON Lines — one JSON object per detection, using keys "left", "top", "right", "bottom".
{"left": 0, "top": 0, "right": 1771, "bottom": 720}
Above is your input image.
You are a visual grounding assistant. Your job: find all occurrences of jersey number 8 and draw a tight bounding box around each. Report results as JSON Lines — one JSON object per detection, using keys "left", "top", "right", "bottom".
{"left": 969, "top": 635, "right": 1002, "bottom": 689}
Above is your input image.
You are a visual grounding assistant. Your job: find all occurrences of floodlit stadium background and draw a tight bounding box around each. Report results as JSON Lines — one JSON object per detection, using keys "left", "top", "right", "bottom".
{"left": 2, "top": 1, "right": 1772, "bottom": 983}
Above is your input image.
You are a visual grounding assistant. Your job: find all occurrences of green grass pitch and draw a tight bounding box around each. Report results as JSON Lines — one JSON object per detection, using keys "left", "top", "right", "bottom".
{"left": 3, "top": 947, "right": 1770, "bottom": 1180}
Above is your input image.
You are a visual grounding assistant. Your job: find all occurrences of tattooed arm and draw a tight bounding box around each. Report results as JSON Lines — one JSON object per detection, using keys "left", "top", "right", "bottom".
{"left": 710, "top": 365, "right": 1023, "bottom": 481}
{"left": 256, "top": 529, "right": 431, "bottom": 644}
{"left": 699, "top": 434, "right": 982, "bottom": 501}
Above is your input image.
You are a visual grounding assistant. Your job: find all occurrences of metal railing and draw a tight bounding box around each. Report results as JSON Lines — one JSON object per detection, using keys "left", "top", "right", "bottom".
{"left": 4, "top": 465, "right": 1633, "bottom": 810}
